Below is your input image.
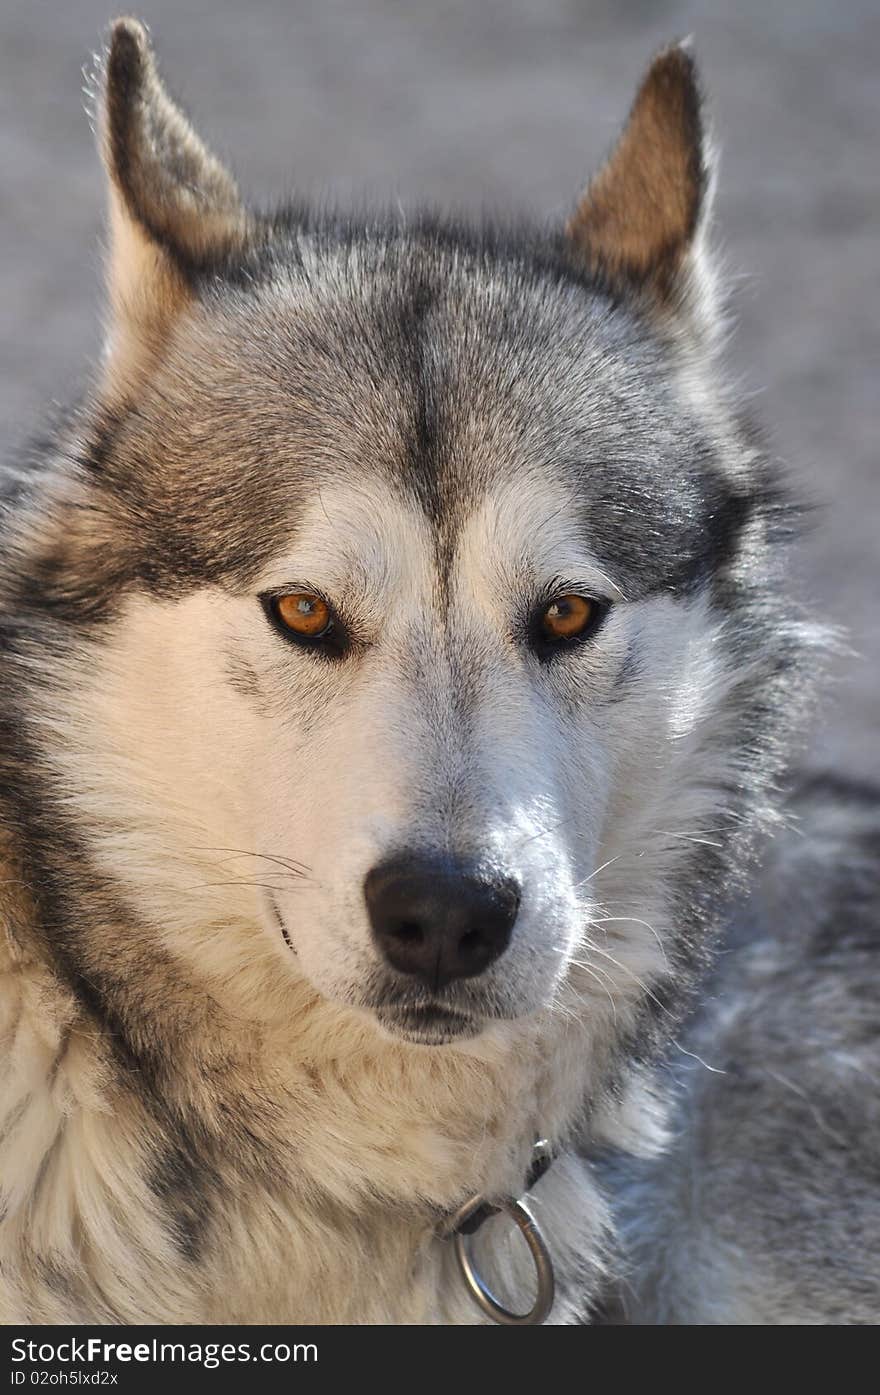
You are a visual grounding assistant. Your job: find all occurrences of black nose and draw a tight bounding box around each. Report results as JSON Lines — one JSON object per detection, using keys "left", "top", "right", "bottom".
{"left": 364, "top": 855, "right": 520, "bottom": 991}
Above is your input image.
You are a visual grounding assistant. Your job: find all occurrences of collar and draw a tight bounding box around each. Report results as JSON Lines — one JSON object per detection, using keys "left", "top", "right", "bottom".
{"left": 446, "top": 1137, "right": 554, "bottom": 1236}
{"left": 441, "top": 1138, "right": 557, "bottom": 1325}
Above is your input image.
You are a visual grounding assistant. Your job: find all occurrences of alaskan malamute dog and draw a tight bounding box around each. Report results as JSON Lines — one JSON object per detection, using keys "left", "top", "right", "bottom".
{"left": 0, "top": 19, "right": 863, "bottom": 1324}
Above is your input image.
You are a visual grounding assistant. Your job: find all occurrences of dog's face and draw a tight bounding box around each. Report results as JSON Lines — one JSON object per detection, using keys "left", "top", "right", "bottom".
{"left": 10, "top": 25, "right": 806, "bottom": 1051}
{"left": 86, "top": 261, "right": 735, "bottom": 1046}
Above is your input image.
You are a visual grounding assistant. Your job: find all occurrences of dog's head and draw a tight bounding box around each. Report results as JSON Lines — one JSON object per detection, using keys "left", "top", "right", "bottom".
{"left": 7, "top": 22, "right": 811, "bottom": 1051}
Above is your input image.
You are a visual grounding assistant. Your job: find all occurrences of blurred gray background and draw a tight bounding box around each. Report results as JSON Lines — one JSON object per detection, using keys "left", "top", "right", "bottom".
{"left": 2, "top": 0, "right": 877, "bottom": 774}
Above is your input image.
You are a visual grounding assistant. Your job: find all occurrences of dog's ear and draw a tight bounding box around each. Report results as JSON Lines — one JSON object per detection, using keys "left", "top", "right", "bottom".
{"left": 97, "top": 18, "right": 249, "bottom": 392}
{"left": 566, "top": 43, "right": 718, "bottom": 339}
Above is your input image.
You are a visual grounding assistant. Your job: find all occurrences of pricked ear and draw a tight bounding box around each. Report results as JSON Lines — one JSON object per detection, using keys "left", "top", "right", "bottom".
{"left": 566, "top": 43, "right": 717, "bottom": 335}
{"left": 97, "top": 18, "right": 249, "bottom": 392}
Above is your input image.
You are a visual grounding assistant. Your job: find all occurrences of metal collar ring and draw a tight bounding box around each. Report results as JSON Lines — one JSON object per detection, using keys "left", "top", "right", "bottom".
{"left": 450, "top": 1193, "right": 556, "bottom": 1326}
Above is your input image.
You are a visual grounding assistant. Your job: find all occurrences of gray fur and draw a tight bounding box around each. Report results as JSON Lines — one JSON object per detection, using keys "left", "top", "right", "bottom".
{"left": 604, "top": 774, "right": 880, "bottom": 1324}
{"left": 0, "top": 19, "right": 864, "bottom": 1326}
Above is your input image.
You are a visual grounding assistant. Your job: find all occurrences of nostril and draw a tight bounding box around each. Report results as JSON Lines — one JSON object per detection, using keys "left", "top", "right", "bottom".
{"left": 393, "top": 920, "right": 424, "bottom": 944}
{"left": 459, "top": 929, "right": 481, "bottom": 952}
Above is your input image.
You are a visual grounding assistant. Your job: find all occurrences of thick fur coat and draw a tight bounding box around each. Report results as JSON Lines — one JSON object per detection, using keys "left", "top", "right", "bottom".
{"left": 0, "top": 21, "right": 831, "bottom": 1323}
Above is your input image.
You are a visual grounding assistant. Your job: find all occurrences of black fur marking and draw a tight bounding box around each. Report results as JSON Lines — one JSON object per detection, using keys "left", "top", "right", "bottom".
{"left": 149, "top": 1142, "right": 215, "bottom": 1263}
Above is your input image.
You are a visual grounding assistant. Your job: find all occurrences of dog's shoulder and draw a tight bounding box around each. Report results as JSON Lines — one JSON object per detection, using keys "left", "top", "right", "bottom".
{"left": 604, "top": 772, "right": 880, "bottom": 1324}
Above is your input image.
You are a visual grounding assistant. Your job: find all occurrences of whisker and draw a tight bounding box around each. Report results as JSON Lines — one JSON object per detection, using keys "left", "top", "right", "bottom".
{"left": 654, "top": 829, "right": 724, "bottom": 850}
{"left": 188, "top": 879, "right": 304, "bottom": 894}
{"left": 190, "top": 845, "right": 311, "bottom": 876}
{"left": 208, "top": 859, "right": 305, "bottom": 881}
{"left": 588, "top": 914, "right": 670, "bottom": 971}
{"left": 579, "top": 936, "right": 672, "bottom": 1017}
{"left": 512, "top": 817, "right": 573, "bottom": 852}
{"left": 671, "top": 1040, "right": 726, "bottom": 1074}
{"left": 571, "top": 852, "right": 626, "bottom": 892}
{"left": 563, "top": 964, "right": 619, "bottom": 1025}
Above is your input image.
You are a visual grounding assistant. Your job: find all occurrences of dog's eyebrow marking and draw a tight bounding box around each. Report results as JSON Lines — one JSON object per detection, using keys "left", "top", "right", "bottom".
{"left": 529, "top": 487, "right": 630, "bottom": 602}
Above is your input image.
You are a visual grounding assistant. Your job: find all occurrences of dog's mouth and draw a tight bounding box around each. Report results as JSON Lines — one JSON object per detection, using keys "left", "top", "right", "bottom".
{"left": 269, "top": 895, "right": 487, "bottom": 1043}
{"left": 374, "top": 1002, "right": 482, "bottom": 1045}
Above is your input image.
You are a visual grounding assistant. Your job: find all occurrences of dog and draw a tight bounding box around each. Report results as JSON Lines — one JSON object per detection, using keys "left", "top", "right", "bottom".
{"left": 0, "top": 19, "right": 830, "bottom": 1323}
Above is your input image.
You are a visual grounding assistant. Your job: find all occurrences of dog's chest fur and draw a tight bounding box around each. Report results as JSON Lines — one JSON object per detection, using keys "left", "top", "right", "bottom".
{"left": 0, "top": 920, "right": 609, "bottom": 1323}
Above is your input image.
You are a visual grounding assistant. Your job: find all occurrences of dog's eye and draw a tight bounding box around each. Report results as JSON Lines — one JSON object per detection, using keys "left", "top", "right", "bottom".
{"left": 542, "top": 596, "right": 594, "bottom": 640}
{"left": 274, "top": 593, "right": 332, "bottom": 638}
{"left": 533, "top": 594, "right": 607, "bottom": 652}
{"left": 263, "top": 591, "right": 348, "bottom": 656}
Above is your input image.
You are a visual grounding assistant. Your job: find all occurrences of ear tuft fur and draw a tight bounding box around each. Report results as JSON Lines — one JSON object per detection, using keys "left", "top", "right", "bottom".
{"left": 102, "top": 17, "right": 247, "bottom": 263}
{"left": 567, "top": 42, "right": 717, "bottom": 334}
{"left": 97, "top": 19, "right": 249, "bottom": 395}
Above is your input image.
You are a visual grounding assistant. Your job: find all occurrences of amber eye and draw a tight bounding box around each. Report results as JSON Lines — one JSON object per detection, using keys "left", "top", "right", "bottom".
{"left": 273, "top": 593, "right": 333, "bottom": 638}
{"left": 262, "top": 589, "right": 350, "bottom": 658}
{"left": 540, "top": 595, "right": 600, "bottom": 643}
